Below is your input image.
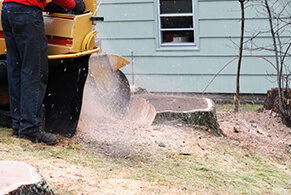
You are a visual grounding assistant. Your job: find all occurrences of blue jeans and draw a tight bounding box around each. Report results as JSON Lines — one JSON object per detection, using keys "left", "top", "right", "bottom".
{"left": 1, "top": 3, "right": 48, "bottom": 135}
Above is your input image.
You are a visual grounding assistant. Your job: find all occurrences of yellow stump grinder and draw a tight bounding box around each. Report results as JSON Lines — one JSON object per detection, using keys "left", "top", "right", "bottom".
{"left": 0, "top": 0, "right": 138, "bottom": 137}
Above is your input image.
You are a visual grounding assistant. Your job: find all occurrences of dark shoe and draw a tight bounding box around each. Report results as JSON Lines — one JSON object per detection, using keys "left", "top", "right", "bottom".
{"left": 20, "top": 131, "right": 58, "bottom": 145}
{"left": 12, "top": 124, "right": 19, "bottom": 136}
{"left": 12, "top": 128, "right": 18, "bottom": 136}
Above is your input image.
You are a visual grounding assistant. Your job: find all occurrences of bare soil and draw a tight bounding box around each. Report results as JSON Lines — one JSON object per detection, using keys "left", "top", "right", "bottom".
{"left": 217, "top": 109, "right": 291, "bottom": 158}
{"left": 29, "top": 106, "right": 290, "bottom": 194}
{"left": 23, "top": 92, "right": 291, "bottom": 194}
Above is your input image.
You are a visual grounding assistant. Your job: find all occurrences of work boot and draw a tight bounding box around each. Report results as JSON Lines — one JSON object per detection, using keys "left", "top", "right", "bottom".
{"left": 12, "top": 128, "right": 18, "bottom": 136}
{"left": 20, "top": 131, "right": 58, "bottom": 145}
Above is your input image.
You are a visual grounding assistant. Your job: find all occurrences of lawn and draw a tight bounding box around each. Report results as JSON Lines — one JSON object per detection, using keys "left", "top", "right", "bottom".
{"left": 0, "top": 113, "right": 290, "bottom": 195}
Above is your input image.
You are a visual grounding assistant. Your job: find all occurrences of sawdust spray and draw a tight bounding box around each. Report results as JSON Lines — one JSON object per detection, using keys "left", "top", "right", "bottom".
{"left": 76, "top": 60, "right": 139, "bottom": 158}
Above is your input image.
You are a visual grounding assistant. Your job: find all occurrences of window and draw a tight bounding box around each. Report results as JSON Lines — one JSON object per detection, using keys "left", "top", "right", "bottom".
{"left": 158, "top": 0, "right": 196, "bottom": 47}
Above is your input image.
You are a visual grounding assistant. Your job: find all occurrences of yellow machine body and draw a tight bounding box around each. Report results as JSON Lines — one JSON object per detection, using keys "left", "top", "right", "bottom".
{"left": 0, "top": 0, "right": 101, "bottom": 58}
{"left": 44, "top": 12, "right": 97, "bottom": 55}
{"left": 0, "top": 0, "right": 131, "bottom": 130}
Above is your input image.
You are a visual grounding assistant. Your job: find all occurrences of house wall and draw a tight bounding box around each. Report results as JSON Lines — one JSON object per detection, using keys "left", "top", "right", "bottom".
{"left": 95, "top": 0, "right": 289, "bottom": 94}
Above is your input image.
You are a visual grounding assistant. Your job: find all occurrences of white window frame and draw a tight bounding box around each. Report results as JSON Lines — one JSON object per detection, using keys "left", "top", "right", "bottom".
{"left": 157, "top": 0, "right": 197, "bottom": 48}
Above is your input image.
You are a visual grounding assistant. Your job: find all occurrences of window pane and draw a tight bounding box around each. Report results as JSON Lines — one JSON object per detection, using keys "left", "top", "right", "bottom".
{"left": 162, "top": 30, "right": 194, "bottom": 43}
{"left": 161, "top": 16, "right": 193, "bottom": 28}
{"left": 160, "top": 0, "right": 192, "bottom": 14}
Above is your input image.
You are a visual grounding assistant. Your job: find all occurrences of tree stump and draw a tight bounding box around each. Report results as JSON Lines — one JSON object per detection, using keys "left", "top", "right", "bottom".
{"left": 138, "top": 94, "right": 225, "bottom": 136}
{"left": 263, "top": 88, "right": 291, "bottom": 126}
{"left": 0, "top": 161, "right": 54, "bottom": 195}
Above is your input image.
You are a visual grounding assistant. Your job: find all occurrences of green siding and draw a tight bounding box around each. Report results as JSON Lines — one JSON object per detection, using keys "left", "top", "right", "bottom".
{"left": 127, "top": 75, "right": 274, "bottom": 93}
{"left": 97, "top": 21, "right": 155, "bottom": 39}
{"left": 95, "top": 0, "right": 289, "bottom": 93}
{"left": 97, "top": 2, "right": 155, "bottom": 21}
{"left": 121, "top": 56, "right": 276, "bottom": 75}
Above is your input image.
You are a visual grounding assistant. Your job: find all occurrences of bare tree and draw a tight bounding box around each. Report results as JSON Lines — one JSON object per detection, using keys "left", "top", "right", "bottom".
{"left": 204, "top": 0, "right": 290, "bottom": 120}
{"left": 235, "top": 0, "right": 247, "bottom": 112}
{"left": 264, "top": 0, "right": 290, "bottom": 122}
{"left": 247, "top": 0, "right": 291, "bottom": 123}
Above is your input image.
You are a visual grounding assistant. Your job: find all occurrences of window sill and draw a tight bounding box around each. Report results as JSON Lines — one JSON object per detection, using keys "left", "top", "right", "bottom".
{"left": 156, "top": 45, "right": 200, "bottom": 51}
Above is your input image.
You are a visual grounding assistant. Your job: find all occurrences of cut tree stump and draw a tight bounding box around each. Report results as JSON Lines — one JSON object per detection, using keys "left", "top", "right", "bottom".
{"left": 263, "top": 88, "right": 291, "bottom": 126}
{"left": 136, "top": 94, "right": 225, "bottom": 136}
{"left": 0, "top": 161, "right": 54, "bottom": 195}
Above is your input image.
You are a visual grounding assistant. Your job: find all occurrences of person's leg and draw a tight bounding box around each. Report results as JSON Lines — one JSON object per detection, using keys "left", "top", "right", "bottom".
{"left": 1, "top": 3, "right": 21, "bottom": 134}
{"left": 14, "top": 6, "right": 48, "bottom": 135}
{"left": 2, "top": 3, "right": 57, "bottom": 145}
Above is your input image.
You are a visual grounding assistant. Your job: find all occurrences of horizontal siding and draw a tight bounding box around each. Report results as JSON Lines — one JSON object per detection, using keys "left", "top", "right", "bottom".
{"left": 99, "top": 37, "right": 278, "bottom": 57}
{"left": 100, "top": 39, "right": 157, "bottom": 56}
{"left": 97, "top": 19, "right": 289, "bottom": 40}
{"left": 97, "top": 1, "right": 154, "bottom": 21}
{"left": 95, "top": 0, "right": 290, "bottom": 93}
{"left": 199, "top": 0, "right": 289, "bottom": 20}
{"left": 126, "top": 74, "right": 277, "bottom": 93}
{"left": 198, "top": 0, "right": 261, "bottom": 19}
{"left": 120, "top": 55, "right": 278, "bottom": 93}
{"left": 121, "top": 56, "right": 277, "bottom": 75}
{"left": 199, "top": 19, "right": 273, "bottom": 37}
{"left": 96, "top": 21, "right": 155, "bottom": 39}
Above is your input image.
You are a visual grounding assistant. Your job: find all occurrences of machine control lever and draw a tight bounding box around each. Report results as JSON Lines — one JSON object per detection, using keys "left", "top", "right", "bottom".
{"left": 90, "top": 17, "right": 104, "bottom": 21}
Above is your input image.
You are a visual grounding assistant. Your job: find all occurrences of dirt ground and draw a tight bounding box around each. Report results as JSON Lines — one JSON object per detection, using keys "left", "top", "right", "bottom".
{"left": 27, "top": 92, "right": 291, "bottom": 194}
{"left": 217, "top": 109, "right": 291, "bottom": 158}
{"left": 28, "top": 105, "right": 291, "bottom": 194}
{"left": 82, "top": 107, "right": 291, "bottom": 160}
{"left": 77, "top": 76, "right": 290, "bottom": 159}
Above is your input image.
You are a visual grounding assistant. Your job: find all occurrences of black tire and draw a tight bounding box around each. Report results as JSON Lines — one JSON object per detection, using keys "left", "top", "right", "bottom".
{"left": 44, "top": 55, "right": 90, "bottom": 137}
{"left": 0, "top": 60, "right": 11, "bottom": 128}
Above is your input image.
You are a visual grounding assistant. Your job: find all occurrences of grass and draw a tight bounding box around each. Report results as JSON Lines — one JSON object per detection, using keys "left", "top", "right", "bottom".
{"left": 129, "top": 146, "right": 290, "bottom": 194}
{"left": 215, "top": 103, "right": 263, "bottom": 112}
{"left": 0, "top": 125, "right": 290, "bottom": 194}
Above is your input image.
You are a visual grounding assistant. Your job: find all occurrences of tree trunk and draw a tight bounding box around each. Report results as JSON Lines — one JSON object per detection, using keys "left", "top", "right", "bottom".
{"left": 235, "top": 0, "right": 245, "bottom": 112}
{"left": 264, "top": 0, "right": 284, "bottom": 115}
{"left": 0, "top": 161, "right": 54, "bottom": 195}
{"left": 263, "top": 88, "right": 291, "bottom": 127}
{"left": 138, "top": 94, "right": 225, "bottom": 137}
{"left": 155, "top": 109, "right": 224, "bottom": 136}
